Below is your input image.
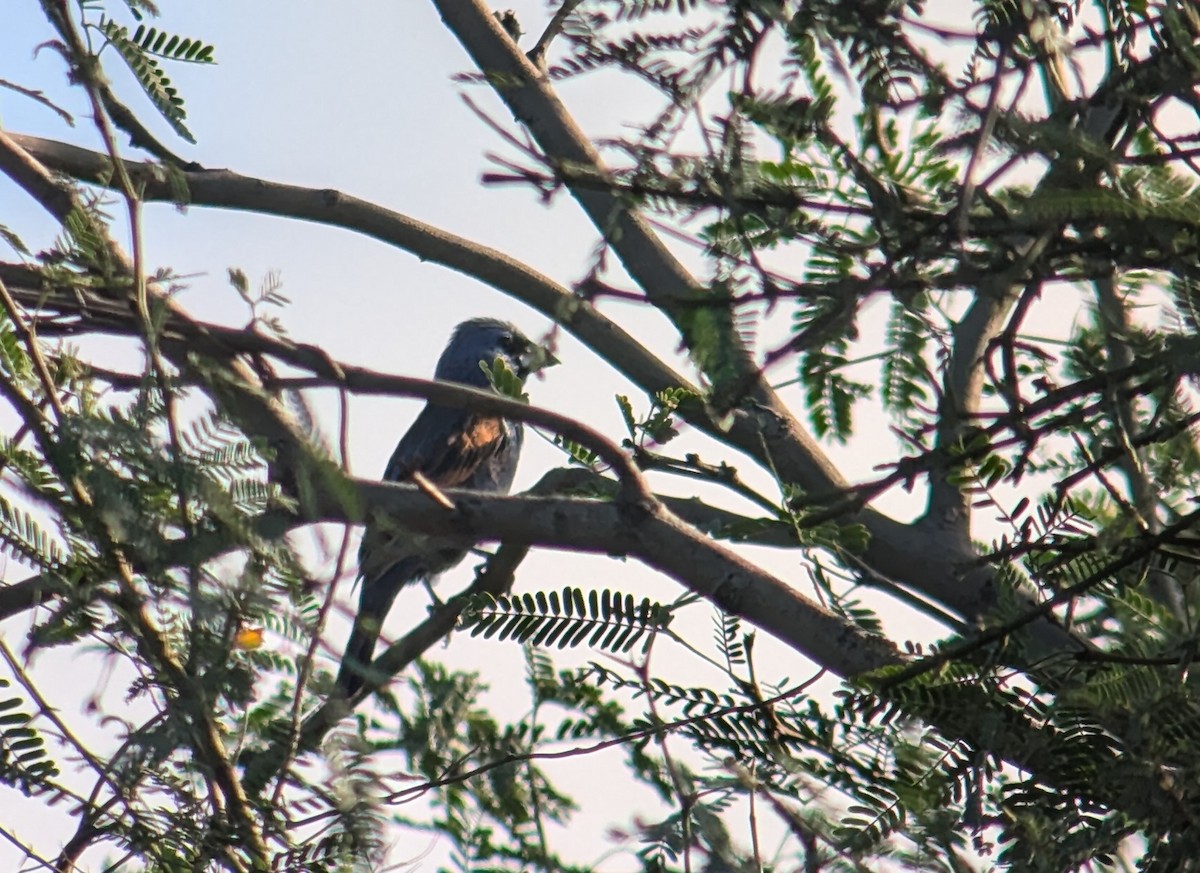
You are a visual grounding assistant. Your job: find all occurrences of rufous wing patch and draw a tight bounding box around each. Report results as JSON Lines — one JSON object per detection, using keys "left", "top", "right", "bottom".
{"left": 461, "top": 416, "right": 504, "bottom": 451}
{"left": 431, "top": 416, "right": 506, "bottom": 487}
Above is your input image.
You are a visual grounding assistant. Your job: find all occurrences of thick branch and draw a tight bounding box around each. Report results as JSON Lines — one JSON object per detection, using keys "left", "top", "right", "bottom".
{"left": 6, "top": 133, "right": 689, "bottom": 411}
{"left": 925, "top": 237, "right": 1051, "bottom": 530}
{"left": 429, "top": 3, "right": 873, "bottom": 495}
{"left": 1, "top": 133, "right": 1072, "bottom": 654}
{"left": 325, "top": 484, "right": 901, "bottom": 674}
{"left": 5, "top": 4, "right": 1199, "bottom": 841}
{"left": 261, "top": 477, "right": 1182, "bottom": 828}
{"left": 3, "top": 136, "right": 852, "bottom": 506}
{"left": 426, "top": 0, "right": 993, "bottom": 641}
{"left": 434, "top": 1, "right": 709, "bottom": 310}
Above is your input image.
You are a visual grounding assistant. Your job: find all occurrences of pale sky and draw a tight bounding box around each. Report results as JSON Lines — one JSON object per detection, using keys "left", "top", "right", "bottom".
{"left": 0, "top": 2, "right": 1098, "bottom": 869}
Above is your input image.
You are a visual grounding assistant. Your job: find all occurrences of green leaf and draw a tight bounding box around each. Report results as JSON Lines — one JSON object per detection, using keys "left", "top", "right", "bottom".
{"left": 480, "top": 356, "right": 527, "bottom": 401}
{"left": 100, "top": 18, "right": 200, "bottom": 142}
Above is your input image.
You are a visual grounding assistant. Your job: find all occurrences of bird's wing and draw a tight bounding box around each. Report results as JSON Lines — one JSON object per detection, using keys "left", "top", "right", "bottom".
{"left": 357, "top": 404, "right": 514, "bottom": 580}
{"left": 382, "top": 404, "right": 513, "bottom": 487}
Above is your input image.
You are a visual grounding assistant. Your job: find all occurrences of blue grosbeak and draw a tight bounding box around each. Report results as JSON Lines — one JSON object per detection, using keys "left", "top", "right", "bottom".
{"left": 335, "top": 318, "right": 553, "bottom": 696}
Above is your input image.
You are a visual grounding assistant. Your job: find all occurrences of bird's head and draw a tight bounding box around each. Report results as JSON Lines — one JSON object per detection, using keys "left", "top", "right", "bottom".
{"left": 435, "top": 317, "right": 558, "bottom": 388}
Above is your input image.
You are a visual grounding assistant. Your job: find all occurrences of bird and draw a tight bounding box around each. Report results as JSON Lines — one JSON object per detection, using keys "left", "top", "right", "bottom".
{"left": 334, "top": 317, "right": 554, "bottom": 697}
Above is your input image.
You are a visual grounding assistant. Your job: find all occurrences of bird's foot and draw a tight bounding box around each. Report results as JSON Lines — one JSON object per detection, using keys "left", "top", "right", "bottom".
{"left": 422, "top": 579, "right": 445, "bottom": 609}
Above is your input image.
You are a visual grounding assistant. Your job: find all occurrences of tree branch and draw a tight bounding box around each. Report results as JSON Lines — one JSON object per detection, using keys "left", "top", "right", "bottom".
{"left": 0, "top": 131, "right": 1076, "bottom": 657}
{"left": 427, "top": 0, "right": 1019, "bottom": 647}
{"left": 230, "top": 470, "right": 1187, "bottom": 829}
{"left": 6, "top": 133, "right": 691, "bottom": 415}
{"left": 0, "top": 123, "right": 277, "bottom": 865}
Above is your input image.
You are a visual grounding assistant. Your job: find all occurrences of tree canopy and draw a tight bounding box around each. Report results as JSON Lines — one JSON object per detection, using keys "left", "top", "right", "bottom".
{"left": 3, "top": 0, "right": 1200, "bottom": 870}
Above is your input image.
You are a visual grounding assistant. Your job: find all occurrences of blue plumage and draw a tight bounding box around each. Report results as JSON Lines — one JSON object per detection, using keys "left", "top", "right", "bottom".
{"left": 335, "top": 318, "right": 548, "bottom": 696}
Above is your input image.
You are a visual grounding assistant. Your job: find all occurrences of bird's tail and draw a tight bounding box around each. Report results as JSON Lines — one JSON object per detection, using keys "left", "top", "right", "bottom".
{"left": 334, "top": 560, "right": 419, "bottom": 698}
{"left": 334, "top": 620, "right": 380, "bottom": 699}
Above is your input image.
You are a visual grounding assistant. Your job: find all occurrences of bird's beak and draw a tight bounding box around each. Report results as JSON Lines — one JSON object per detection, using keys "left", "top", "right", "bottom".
{"left": 522, "top": 342, "right": 559, "bottom": 374}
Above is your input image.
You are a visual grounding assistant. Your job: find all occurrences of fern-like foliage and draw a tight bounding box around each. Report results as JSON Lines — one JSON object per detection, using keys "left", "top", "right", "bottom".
{"left": 459, "top": 587, "right": 673, "bottom": 653}
{"left": 99, "top": 17, "right": 214, "bottom": 142}
{"left": 8, "top": 1, "right": 1200, "bottom": 871}
{"left": 0, "top": 495, "right": 68, "bottom": 572}
{"left": 0, "top": 678, "right": 60, "bottom": 795}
